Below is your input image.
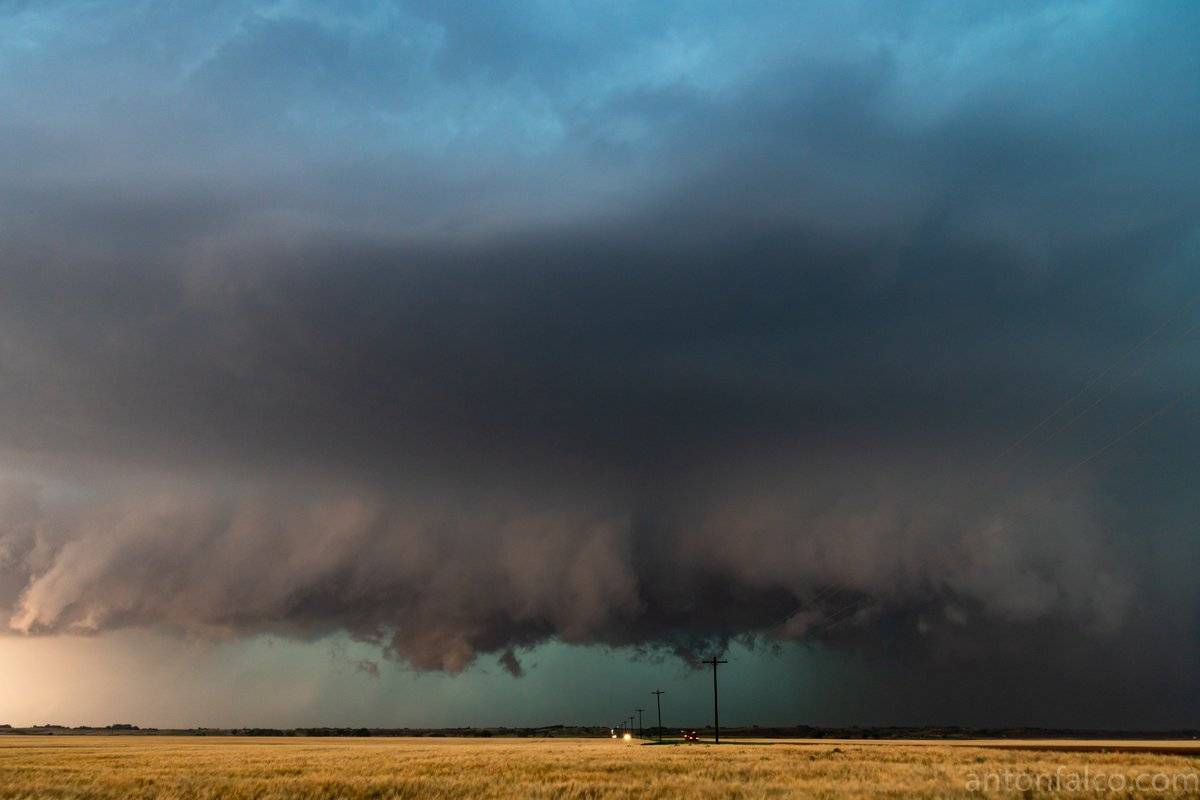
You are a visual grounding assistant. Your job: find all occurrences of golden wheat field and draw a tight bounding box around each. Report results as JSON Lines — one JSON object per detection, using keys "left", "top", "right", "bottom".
{"left": 1, "top": 736, "right": 1199, "bottom": 799}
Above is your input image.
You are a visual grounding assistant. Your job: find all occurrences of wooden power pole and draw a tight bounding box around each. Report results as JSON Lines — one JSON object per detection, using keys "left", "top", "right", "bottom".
{"left": 651, "top": 690, "right": 664, "bottom": 742}
{"left": 703, "top": 655, "right": 728, "bottom": 743}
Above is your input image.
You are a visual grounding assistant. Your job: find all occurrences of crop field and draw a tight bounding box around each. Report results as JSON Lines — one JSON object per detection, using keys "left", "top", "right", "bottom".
{"left": 1, "top": 736, "right": 1199, "bottom": 799}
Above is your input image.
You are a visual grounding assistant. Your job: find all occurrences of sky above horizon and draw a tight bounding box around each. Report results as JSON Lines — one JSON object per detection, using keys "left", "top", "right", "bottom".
{"left": 1, "top": 0, "right": 1199, "bottom": 729}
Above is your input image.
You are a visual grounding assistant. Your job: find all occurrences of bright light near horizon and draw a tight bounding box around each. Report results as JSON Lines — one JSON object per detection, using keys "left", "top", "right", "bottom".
{"left": 622, "top": 733, "right": 632, "bottom": 741}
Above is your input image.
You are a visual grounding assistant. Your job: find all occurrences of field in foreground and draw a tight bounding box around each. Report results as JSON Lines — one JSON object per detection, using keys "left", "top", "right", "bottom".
{"left": 1, "top": 736, "right": 1199, "bottom": 799}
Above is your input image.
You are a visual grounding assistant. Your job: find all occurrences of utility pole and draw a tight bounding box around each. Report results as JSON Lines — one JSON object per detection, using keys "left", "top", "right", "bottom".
{"left": 636, "top": 708, "right": 644, "bottom": 739}
{"left": 703, "top": 655, "right": 728, "bottom": 743}
{"left": 651, "top": 690, "right": 664, "bottom": 742}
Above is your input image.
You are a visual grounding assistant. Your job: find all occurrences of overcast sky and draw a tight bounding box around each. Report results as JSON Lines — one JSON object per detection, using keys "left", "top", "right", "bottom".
{"left": 1, "top": 0, "right": 1198, "bottom": 729}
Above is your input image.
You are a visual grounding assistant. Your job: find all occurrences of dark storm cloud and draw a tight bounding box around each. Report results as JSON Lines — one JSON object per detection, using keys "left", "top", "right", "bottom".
{"left": 1, "top": 1, "right": 1199, "bottom": 719}
{"left": 353, "top": 659, "right": 381, "bottom": 679}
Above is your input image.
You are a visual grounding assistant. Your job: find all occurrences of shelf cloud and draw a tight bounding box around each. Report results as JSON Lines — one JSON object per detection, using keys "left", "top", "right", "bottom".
{"left": 0, "top": 1, "right": 1197, "bottom": 715}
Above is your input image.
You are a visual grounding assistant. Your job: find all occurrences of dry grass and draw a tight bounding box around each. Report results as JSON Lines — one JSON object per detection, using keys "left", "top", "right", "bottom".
{"left": 1, "top": 735, "right": 1198, "bottom": 799}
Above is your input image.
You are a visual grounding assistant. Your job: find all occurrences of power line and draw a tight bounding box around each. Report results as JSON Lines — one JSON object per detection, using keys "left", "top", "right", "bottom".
{"left": 813, "top": 388, "right": 1195, "bottom": 638}
{"left": 768, "top": 588, "right": 870, "bottom": 639}
{"left": 763, "top": 585, "right": 851, "bottom": 637}
{"left": 754, "top": 292, "right": 1200, "bottom": 656}
{"left": 1001, "top": 318, "right": 1200, "bottom": 476}
{"left": 989, "top": 290, "right": 1200, "bottom": 471}
{"left": 815, "top": 598, "right": 877, "bottom": 633}
{"left": 1060, "top": 386, "right": 1196, "bottom": 477}
{"left": 803, "top": 388, "right": 1196, "bottom": 642}
{"left": 1011, "top": 384, "right": 1199, "bottom": 516}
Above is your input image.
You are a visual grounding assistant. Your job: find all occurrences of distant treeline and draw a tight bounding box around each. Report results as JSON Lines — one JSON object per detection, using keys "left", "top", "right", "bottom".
{"left": 716, "top": 725, "right": 1200, "bottom": 741}
{"left": 0, "top": 724, "right": 607, "bottom": 738}
{"left": 3, "top": 723, "right": 1198, "bottom": 740}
